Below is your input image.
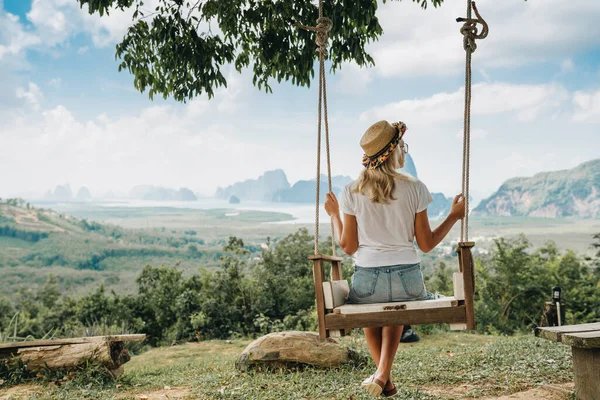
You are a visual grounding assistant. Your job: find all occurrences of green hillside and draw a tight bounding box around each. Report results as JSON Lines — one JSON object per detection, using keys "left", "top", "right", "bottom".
{"left": 474, "top": 159, "right": 600, "bottom": 218}
{"left": 0, "top": 201, "right": 290, "bottom": 296}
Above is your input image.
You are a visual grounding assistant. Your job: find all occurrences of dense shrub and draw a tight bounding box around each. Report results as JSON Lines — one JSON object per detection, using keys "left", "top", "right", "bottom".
{"left": 0, "top": 226, "right": 48, "bottom": 242}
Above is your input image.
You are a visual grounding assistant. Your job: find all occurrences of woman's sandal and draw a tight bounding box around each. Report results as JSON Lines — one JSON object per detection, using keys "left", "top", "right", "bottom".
{"left": 361, "top": 375, "right": 386, "bottom": 397}
{"left": 361, "top": 375, "right": 374, "bottom": 386}
{"left": 382, "top": 381, "right": 398, "bottom": 397}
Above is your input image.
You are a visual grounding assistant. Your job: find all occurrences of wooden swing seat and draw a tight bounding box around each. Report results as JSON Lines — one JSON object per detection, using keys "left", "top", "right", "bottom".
{"left": 311, "top": 243, "right": 476, "bottom": 339}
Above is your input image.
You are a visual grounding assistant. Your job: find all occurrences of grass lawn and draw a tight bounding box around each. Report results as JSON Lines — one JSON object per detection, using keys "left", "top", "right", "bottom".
{"left": 0, "top": 332, "right": 574, "bottom": 400}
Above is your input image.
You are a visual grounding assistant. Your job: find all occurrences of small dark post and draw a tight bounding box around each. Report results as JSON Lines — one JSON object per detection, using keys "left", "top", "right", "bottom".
{"left": 541, "top": 286, "right": 563, "bottom": 327}
{"left": 552, "top": 286, "right": 562, "bottom": 304}
{"left": 552, "top": 286, "right": 562, "bottom": 326}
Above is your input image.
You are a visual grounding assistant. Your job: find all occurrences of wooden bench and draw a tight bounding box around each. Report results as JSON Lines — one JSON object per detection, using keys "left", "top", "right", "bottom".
{"left": 536, "top": 323, "right": 600, "bottom": 400}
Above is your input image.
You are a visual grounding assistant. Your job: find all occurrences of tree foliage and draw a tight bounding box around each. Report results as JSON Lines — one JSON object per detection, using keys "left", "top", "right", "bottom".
{"left": 78, "top": 0, "right": 447, "bottom": 101}
{"left": 425, "top": 261, "right": 453, "bottom": 295}
{"left": 475, "top": 235, "right": 600, "bottom": 334}
{"left": 2, "top": 230, "right": 598, "bottom": 345}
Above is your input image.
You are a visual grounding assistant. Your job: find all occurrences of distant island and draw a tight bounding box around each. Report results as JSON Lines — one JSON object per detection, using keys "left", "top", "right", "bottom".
{"left": 474, "top": 159, "right": 600, "bottom": 219}
{"left": 129, "top": 186, "right": 198, "bottom": 201}
{"left": 216, "top": 154, "right": 420, "bottom": 204}
{"left": 35, "top": 157, "right": 600, "bottom": 219}
{"left": 213, "top": 158, "right": 600, "bottom": 219}
{"left": 214, "top": 154, "right": 454, "bottom": 217}
{"left": 42, "top": 185, "right": 198, "bottom": 202}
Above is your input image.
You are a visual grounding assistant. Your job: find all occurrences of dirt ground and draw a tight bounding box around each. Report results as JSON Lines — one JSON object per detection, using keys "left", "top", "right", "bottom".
{"left": 0, "top": 385, "right": 194, "bottom": 400}
{"left": 118, "top": 386, "right": 193, "bottom": 400}
{"left": 0, "top": 384, "right": 44, "bottom": 400}
{"left": 0, "top": 383, "right": 575, "bottom": 400}
{"left": 424, "top": 383, "right": 574, "bottom": 400}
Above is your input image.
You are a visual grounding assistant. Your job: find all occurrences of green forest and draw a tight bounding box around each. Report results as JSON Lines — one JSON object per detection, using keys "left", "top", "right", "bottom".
{"left": 2, "top": 227, "right": 599, "bottom": 347}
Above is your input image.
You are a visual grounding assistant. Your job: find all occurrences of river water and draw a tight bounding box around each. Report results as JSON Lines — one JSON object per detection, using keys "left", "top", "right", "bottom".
{"left": 34, "top": 198, "right": 328, "bottom": 225}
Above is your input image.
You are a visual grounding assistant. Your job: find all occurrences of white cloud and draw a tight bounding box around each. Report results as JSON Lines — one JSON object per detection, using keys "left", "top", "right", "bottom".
{"left": 15, "top": 82, "right": 43, "bottom": 110}
{"left": 561, "top": 59, "right": 574, "bottom": 73}
{"left": 0, "top": 103, "right": 269, "bottom": 197}
{"left": 48, "top": 78, "right": 62, "bottom": 89}
{"left": 23, "top": 0, "right": 160, "bottom": 49}
{"left": 370, "top": 0, "right": 600, "bottom": 78}
{"left": 26, "top": 0, "right": 77, "bottom": 46}
{"left": 0, "top": 0, "right": 151, "bottom": 65}
{"left": 456, "top": 128, "right": 488, "bottom": 141}
{"left": 479, "top": 69, "right": 491, "bottom": 82}
{"left": 1, "top": 76, "right": 599, "bottom": 202}
{"left": 0, "top": 11, "right": 41, "bottom": 62}
{"left": 498, "top": 151, "right": 565, "bottom": 182}
{"left": 336, "top": 63, "right": 374, "bottom": 94}
{"left": 3, "top": 0, "right": 594, "bottom": 71}
{"left": 79, "top": 2, "right": 146, "bottom": 47}
{"left": 1, "top": 0, "right": 599, "bottom": 203}
{"left": 2, "top": 0, "right": 598, "bottom": 83}
{"left": 572, "top": 89, "right": 600, "bottom": 123}
{"left": 216, "top": 70, "right": 243, "bottom": 113}
{"left": 0, "top": 74, "right": 301, "bottom": 198}
{"left": 360, "top": 82, "right": 569, "bottom": 124}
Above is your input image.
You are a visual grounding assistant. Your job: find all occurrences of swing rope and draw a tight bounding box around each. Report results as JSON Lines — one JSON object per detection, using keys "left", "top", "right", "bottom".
{"left": 296, "top": 0, "right": 336, "bottom": 256}
{"left": 299, "top": 0, "right": 488, "bottom": 251}
{"left": 457, "top": 1, "right": 488, "bottom": 242}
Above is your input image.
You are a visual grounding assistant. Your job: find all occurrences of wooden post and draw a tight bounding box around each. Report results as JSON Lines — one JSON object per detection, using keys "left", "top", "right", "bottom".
{"left": 310, "top": 255, "right": 345, "bottom": 340}
{"left": 331, "top": 260, "right": 343, "bottom": 281}
{"left": 536, "top": 325, "right": 600, "bottom": 400}
{"left": 540, "top": 302, "right": 559, "bottom": 327}
{"left": 312, "top": 257, "right": 328, "bottom": 340}
{"left": 457, "top": 242, "right": 476, "bottom": 330}
{"left": 572, "top": 347, "right": 600, "bottom": 400}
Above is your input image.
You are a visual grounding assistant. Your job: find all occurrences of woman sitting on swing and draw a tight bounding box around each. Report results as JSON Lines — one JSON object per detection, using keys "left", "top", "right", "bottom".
{"left": 324, "top": 120, "right": 465, "bottom": 397}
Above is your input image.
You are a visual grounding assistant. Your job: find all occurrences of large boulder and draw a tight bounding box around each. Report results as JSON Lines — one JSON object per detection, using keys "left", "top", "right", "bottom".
{"left": 235, "top": 331, "right": 364, "bottom": 371}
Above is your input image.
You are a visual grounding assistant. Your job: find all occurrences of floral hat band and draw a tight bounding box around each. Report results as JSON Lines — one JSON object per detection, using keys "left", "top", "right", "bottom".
{"left": 361, "top": 121, "right": 407, "bottom": 170}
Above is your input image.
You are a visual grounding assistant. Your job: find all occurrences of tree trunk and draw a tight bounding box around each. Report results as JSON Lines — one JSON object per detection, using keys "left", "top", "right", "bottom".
{"left": 15, "top": 341, "right": 130, "bottom": 373}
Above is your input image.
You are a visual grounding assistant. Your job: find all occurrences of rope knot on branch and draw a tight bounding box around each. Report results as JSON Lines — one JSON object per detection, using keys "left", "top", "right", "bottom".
{"left": 297, "top": 17, "right": 333, "bottom": 57}
{"left": 456, "top": 1, "right": 489, "bottom": 54}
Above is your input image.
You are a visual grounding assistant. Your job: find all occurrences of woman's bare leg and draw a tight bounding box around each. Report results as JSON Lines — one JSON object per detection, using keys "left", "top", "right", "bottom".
{"left": 363, "top": 326, "right": 401, "bottom": 390}
{"left": 363, "top": 327, "right": 382, "bottom": 365}
{"left": 373, "top": 325, "right": 403, "bottom": 386}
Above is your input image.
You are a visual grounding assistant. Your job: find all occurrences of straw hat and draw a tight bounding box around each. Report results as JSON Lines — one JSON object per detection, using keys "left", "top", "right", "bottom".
{"left": 361, "top": 120, "right": 407, "bottom": 170}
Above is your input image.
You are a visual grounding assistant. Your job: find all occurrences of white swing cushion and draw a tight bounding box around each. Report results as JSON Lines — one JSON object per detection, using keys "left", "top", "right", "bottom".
{"left": 333, "top": 297, "right": 460, "bottom": 314}
{"left": 323, "top": 280, "right": 350, "bottom": 309}
{"left": 453, "top": 272, "right": 465, "bottom": 301}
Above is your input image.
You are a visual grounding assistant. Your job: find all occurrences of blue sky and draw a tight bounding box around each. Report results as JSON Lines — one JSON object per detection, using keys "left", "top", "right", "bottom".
{"left": 1, "top": 0, "right": 599, "bottom": 204}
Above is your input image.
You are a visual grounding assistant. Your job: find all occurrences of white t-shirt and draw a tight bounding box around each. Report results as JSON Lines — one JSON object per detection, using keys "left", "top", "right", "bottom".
{"left": 340, "top": 176, "right": 433, "bottom": 267}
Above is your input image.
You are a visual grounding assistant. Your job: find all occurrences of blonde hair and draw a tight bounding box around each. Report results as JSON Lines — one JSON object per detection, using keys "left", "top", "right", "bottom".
{"left": 353, "top": 144, "right": 412, "bottom": 204}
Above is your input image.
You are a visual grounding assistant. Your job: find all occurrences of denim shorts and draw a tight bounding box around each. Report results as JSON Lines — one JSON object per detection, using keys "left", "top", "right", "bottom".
{"left": 348, "top": 264, "right": 431, "bottom": 304}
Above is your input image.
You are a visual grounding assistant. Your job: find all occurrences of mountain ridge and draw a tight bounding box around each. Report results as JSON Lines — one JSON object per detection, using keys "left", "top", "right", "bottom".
{"left": 130, "top": 185, "right": 198, "bottom": 201}
{"left": 214, "top": 156, "right": 453, "bottom": 216}
{"left": 473, "top": 159, "right": 600, "bottom": 218}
